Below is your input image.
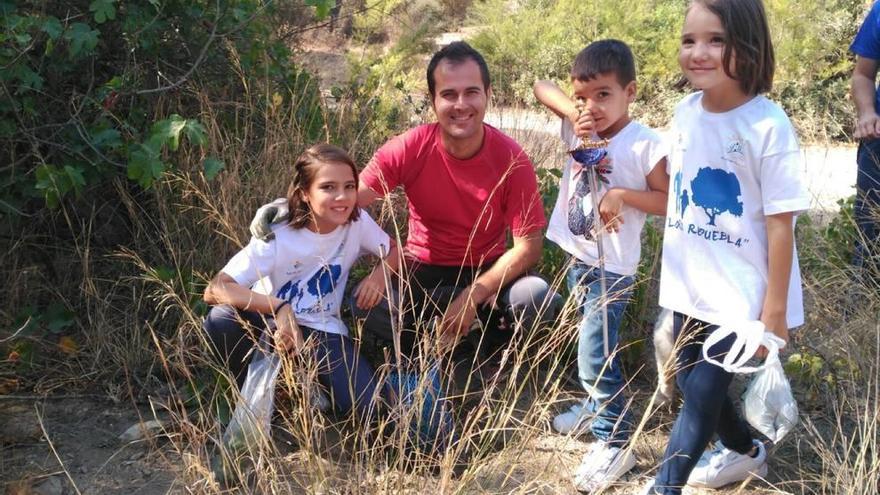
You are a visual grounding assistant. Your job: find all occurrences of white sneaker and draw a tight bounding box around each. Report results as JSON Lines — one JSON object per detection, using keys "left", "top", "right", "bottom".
{"left": 572, "top": 441, "right": 637, "bottom": 493}
{"left": 552, "top": 401, "right": 590, "bottom": 434}
{"left": 687, "top": 440, "right": 768, "bottom": 488}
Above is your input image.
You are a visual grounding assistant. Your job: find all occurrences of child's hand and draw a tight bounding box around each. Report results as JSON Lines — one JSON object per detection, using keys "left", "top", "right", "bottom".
{"left": 757, "top": 308, "right": 788, "bottom": 359}
{"left": 354, "top": 269, "right": 387, "bottom": 310}
{"left": 598, "top": 189, "right": 625, "bottom": 233}
{"left": 572, "top": 109, "right": 595, "bottom": 139}
{"left": 274, "top": 305, "right": 304, "bottom": 354}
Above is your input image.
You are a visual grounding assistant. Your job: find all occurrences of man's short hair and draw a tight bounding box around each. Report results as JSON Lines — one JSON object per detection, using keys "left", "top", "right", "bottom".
{"left": 570, "top": 39, "right": 636, "bottom": 86}
{"left": 426, "top": 41, "right": 491, "bottom": 97}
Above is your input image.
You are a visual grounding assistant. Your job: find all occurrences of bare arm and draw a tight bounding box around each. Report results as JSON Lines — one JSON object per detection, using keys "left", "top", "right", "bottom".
{"left": 758, "top": 212, "right": 794, "bottom": 356}
{"left": 852, "top": 56, "right": 880, "bottom": 139}
{"left": 357, "top": 182, "right": 380, "bottom": 207}
{"left": 353, "top": 241, "right": 404, "bottom": 309}
{"left": 534, "top": 80, "right": 580, "bottom": 123}
{"left": 533, "top": 80, "right": 593, "bottom": 138}
{"left": 203, "top": 272, "right": 303, "bottom": 353}
{"left": 204, "top": 272, "right": 282, "bottom": 312}
{"left": 438, "top": 231, "right": 543, "bottom": 341}
{"left": 599, "top": 158, "right": 669, "bottom": 229}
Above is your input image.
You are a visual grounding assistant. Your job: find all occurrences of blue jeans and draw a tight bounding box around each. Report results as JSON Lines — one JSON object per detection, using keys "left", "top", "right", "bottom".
{"left": 855, "top": 139, "right": 880, "bottom": 278}
{"left": 203, "top": 305, "right": 387, "bottom": 419}
{"left": 652, "top": 312, "right": 754, "bottom": 495}
{"left": 568, "top": 260, "right": 635, "bottom": 446}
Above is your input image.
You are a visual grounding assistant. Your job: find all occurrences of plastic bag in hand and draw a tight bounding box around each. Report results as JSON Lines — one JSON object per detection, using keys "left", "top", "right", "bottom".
{"left": 702, "top": 321, "right": 798, "bottom": 443}
{"left": 222, "top": 350, "right": 282, "bottom": 453}
{"left": 742, "top": 354, "right": 798, "bottom": 443}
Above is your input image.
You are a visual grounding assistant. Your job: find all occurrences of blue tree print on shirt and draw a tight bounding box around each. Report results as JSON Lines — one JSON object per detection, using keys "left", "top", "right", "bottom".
{"left": 690, "top": 167, "right": 743, "bottom": 226}
{"left": 276, "top": 279, "right": 301, "bottom": 303}
{"left": 275, "top": 264, "right": 342, "bottom": 311}
{"left": 307, "top": 264, "right": 342, "bottom": 298}
{"left": 673, "top": 171, "right": 690, "bottom": 217}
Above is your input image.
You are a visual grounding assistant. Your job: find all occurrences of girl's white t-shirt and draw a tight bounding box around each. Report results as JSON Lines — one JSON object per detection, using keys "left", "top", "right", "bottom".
{"left": 222, "top": 210, "right": 391, "bottom": 335}
{"left": 659, "top": 92, "right": 810, "bottom": 328}
{"left": 546, "top": 120, "right": 667, "bottom": 276}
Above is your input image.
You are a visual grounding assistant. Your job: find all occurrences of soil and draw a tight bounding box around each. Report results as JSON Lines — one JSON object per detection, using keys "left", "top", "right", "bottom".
{"left": 1, "top": 397, "right": 174, "bottom": 494}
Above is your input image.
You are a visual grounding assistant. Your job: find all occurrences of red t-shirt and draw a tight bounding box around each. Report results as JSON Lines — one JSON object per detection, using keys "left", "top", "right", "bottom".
{"left": 361, "top": 123, "right": 546, "bottom": 266}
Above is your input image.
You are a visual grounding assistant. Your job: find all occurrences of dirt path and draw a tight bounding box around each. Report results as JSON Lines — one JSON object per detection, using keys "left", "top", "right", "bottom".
{"left": 1, "top": 397, "right": 173, "bottom": 494}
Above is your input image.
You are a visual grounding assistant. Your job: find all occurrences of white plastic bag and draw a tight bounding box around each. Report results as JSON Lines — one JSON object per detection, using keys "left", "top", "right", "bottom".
{"left": 222, "top": 350, "right": 282, "bottom": 453}
{"left": 742, "top": 354, "right": 798, "bottom": 442}
{"left": 702, "top": 321, "right": 798, "bottom": 442}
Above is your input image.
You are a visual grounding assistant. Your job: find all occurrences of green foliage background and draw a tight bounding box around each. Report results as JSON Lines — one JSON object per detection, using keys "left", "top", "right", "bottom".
{"left": 468, "top": 0, "right": 863, "bottom": 139}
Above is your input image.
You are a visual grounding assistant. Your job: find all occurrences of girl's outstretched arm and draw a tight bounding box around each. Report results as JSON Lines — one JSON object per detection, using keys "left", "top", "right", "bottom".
{"left": 205, "top": 272, "right": 281, "bottom": 313}
{"left": 353, "top": 241, "right": 403, "bottom": 310}
{"left": 203, "top": 272, "right": 303, "bottom": 353}
{"left": 758, "top": 212, "right": 794, "bottom": 357}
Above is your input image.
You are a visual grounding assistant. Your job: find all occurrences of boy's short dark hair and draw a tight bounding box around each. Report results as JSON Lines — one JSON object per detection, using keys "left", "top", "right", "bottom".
{"left": 570, "top": 39, "right": 636, "bottom": 86}
{"left": 426, "top": 41, "right": 491, "bottom": 97}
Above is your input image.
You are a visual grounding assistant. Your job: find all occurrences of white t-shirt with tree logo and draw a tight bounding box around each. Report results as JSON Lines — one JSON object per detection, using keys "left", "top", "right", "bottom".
{"left": 659, "top": 92, "right": 810, "bottom": 328}
{"left": 222, "top": 210, "right": 391, "bottom": 335}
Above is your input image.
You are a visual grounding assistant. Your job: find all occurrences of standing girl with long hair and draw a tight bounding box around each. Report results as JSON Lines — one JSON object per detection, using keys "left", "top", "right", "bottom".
{"left": 643, "top": 1, "right": 809, "bottom": 493}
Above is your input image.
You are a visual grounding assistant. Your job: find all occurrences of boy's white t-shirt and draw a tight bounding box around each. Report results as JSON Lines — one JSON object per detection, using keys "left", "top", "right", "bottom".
{"left": 546, "top": 120, "right": 667, "bottom": 276}
{"left": 222, "top": 210, "right": 391, "bottom": 336}
{"left": 659, "top": 92, "right": 810, "bottom": 328}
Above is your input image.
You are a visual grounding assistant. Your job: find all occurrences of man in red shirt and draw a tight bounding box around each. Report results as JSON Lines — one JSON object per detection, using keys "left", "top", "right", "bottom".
{"left": 253, "top": 42, "right": 558, "bottom": 361}
{"left": 353, "top": 42, "right": 558, "bottom": 360}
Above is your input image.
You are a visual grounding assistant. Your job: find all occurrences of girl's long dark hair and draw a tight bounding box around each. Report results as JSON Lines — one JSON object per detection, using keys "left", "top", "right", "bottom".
{"left": 689, "top": 0, "right": 775, "bottom": 95}
{"left": 286, "top": 144, "right": 360, "bottom": 229}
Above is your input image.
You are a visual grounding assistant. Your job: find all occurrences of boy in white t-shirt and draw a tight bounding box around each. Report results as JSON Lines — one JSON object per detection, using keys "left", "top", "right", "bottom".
{"left": 533, "top": 39, "right": 668, "bottom": 492}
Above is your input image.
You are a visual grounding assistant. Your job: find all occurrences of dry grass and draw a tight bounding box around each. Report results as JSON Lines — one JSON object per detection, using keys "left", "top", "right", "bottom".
{"left": 2, "top": 83, "right": 879, "bottom": 494}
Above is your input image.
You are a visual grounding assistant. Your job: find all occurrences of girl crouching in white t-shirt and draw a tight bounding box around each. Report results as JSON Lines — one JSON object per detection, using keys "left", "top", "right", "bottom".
{"left": 643, "top": 1, "right": 810, "bottom": 494}
{"left": 203, "top": 143, "right": 401, "bottom": 419}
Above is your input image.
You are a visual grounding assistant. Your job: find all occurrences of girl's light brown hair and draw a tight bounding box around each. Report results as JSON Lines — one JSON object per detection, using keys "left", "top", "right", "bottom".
{"left": 286, "top": 144, "right": 360, "bottom": 229}
{"left": 689, "top": 0, "right": 775, "bottom": 95}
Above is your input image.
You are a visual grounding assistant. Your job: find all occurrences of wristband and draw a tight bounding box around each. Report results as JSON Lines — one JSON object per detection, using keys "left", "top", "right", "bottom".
{"left": 274, "top": 300, "right": 290, "bottom": 314}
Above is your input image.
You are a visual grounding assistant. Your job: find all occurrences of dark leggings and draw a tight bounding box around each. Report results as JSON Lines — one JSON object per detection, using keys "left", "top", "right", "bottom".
{"left": 203, "top": 305, "right": 387, "bottom": 419}
{"left": 653, "top": 312, "right": 754, "bottom": 495}
{"left": 856, "top": 139, "right": 880, "bottom": 279}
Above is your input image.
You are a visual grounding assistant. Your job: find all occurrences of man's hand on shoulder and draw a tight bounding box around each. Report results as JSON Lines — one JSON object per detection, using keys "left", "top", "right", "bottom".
{"left": 249, "top": 198, "right": 289, "bottom": 241}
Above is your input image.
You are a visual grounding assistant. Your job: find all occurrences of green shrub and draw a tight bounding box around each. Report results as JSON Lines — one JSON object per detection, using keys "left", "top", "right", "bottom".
{"left": 468, "top": 0, "right": 862, "bottom": 140}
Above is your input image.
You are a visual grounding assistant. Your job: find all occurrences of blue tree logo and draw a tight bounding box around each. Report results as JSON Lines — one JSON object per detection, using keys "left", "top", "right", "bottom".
{"left": 307, "top": 264, "right": 342, "bottom": 298}
{"left": 673, "top": 171, "right": 690, "bottom": 216}
{"left": 275, "top": 264, "right": 343, "bottom": 308}
{"left": 690, "top": 167, "right": 743, "bottom": 226}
